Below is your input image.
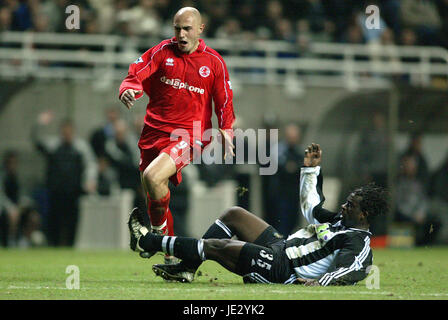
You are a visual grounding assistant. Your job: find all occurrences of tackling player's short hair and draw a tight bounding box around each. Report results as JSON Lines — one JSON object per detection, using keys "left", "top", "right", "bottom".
{"left": 352, "top": 183, "right": 389, "bottom": 224}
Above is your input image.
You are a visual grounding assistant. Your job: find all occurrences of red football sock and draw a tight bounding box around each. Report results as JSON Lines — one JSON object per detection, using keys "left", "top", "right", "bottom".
{"left": 166, "top": 208, "right": 174, "bottom": 236}
{"left": 147, "top": 190, "right": 171, "bottom": 234}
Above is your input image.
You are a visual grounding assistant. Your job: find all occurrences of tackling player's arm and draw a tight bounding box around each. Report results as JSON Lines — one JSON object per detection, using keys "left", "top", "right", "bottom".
{"left": 300, "top": 143, "right": 340, "bottom": 225}
{"left": 317, "top": 236, "right": 372, "bottom": 286}
{"left": 119, "top": 43, "right": 165, "bottom": 109}
{"left": 297, "top": 235, "right": 372, "bottom": 287}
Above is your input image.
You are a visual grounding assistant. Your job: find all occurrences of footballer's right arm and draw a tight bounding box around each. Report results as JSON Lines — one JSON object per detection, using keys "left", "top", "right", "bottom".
{"left": 118, "top": 43, "right": 165, "bottom": 109}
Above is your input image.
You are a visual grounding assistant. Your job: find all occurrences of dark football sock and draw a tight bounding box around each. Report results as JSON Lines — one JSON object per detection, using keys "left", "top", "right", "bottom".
{"left": 180, "top": 219, "right": 233, "bottom": 270}
{"left": 138, "top": 232, "right": 162, "bottom": 252}
{"left": 139, "top": 234, "right": 205, "bottom": 263}
{"left": 202, "top": 219, "right": 234, "bottom": 240}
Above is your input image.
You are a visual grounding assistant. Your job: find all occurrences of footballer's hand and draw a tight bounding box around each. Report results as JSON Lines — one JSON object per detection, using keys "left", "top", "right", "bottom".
{"left": 120, "top": 89, "right": 142, "bottom": 109}
{"left": 218, "top": 128, "right": 235, "bottom": 159}
{"left": 303, "top": 143, "right": 322, "bottom": 167}
{"left": 296, "top": 278, "right": 321, "bottom": 287}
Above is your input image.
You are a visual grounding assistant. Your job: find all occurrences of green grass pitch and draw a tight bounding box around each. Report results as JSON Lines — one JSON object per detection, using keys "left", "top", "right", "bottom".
{"left": 1, "top": 247, "right": 447, "bottom": 300}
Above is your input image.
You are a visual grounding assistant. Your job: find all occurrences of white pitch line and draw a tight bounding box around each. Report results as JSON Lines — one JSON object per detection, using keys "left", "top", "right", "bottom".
{"left": 2, "top": 286, "right": 448, "bottom": 297}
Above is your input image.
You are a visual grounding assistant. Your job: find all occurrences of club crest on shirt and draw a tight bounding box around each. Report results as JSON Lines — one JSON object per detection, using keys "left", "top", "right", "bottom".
{"left": 199, "top": 66, "right": 211, "bottom": 78}
{"left": 166, "top": 58, "right": 174, "bottom": 66}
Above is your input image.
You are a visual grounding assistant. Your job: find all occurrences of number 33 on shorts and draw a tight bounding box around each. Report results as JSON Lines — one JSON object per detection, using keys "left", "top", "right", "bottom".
{"left": 251, "top": 249, "right": 273, "bottom": 270}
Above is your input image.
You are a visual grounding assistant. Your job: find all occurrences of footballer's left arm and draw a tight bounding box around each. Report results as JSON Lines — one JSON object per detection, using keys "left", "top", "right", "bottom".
{"left": 212, "top": 58, "right": 235, "bottom": 158}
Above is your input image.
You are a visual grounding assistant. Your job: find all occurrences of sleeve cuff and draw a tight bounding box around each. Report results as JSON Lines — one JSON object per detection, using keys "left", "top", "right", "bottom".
{"left": 220, "top": 128, "right": 234, "bottom": 140}
{"left": 300, "top": 166, "right": 321, "bottom": 175}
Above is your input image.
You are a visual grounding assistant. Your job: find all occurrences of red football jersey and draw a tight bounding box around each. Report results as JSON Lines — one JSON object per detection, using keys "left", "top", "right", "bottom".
{"left": 119, "top": 37, "right": 235, "bottom": 148}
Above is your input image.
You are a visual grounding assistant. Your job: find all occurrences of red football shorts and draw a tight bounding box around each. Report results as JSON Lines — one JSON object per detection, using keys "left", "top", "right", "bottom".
{"left": 138, "top": 126, "right": 203, "bottom": 186}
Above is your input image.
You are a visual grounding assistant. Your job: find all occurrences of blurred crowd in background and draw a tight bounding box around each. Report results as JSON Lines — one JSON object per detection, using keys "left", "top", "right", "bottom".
{"left": 1, "top": 0, "right": 448, "bottom": 248}
{"left": 1, "top": 108, "right": 448, "bottom": 248}
{"left": 351, "top": 112, "right": 447, "bottom": 246}
{"left": 0, "top": 108, "right": 155, "bottom": 248}
{"left": 0, "top": 0, "right": 448, "bottom": 48}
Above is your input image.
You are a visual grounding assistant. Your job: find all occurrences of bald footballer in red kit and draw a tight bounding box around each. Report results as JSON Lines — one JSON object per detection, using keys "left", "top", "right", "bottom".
{"left": 119, "top": 7, "right": 235, "bottom": 262}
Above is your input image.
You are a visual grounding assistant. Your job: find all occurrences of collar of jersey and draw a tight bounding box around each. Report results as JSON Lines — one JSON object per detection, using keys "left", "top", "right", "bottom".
{"left": 348, "top": 227, "right": 372, "bottom": 235}
{"left": 170, "top": 37, "right": 206, "bottom": 56}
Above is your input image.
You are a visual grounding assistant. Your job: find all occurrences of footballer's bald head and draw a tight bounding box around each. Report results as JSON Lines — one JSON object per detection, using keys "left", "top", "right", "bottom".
{"left": 173, "top": 7, "right": 202, "bottom": 25}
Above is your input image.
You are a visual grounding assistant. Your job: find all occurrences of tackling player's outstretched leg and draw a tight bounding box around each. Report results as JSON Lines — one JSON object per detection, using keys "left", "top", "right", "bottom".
{"left": 129, "top": 206, "right": 271, "bottom": 283}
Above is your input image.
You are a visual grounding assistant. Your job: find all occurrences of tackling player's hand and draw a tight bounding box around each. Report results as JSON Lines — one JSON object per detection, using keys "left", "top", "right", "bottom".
{"left": 120, "top": 89, "right": 142, "bottom": 109}
{"left": 218, "top": 128, "right": 235, "bottom": 159}
{"left": 296, "top": 278, "right": 321, "bottom": 286}
{"left": 303, "top": 143, "right": 322, "bottom": 167}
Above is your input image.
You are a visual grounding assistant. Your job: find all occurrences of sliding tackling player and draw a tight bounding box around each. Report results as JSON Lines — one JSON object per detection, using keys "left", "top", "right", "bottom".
{"left": 128, "top": 143, "right": 388, "bottom": 285}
